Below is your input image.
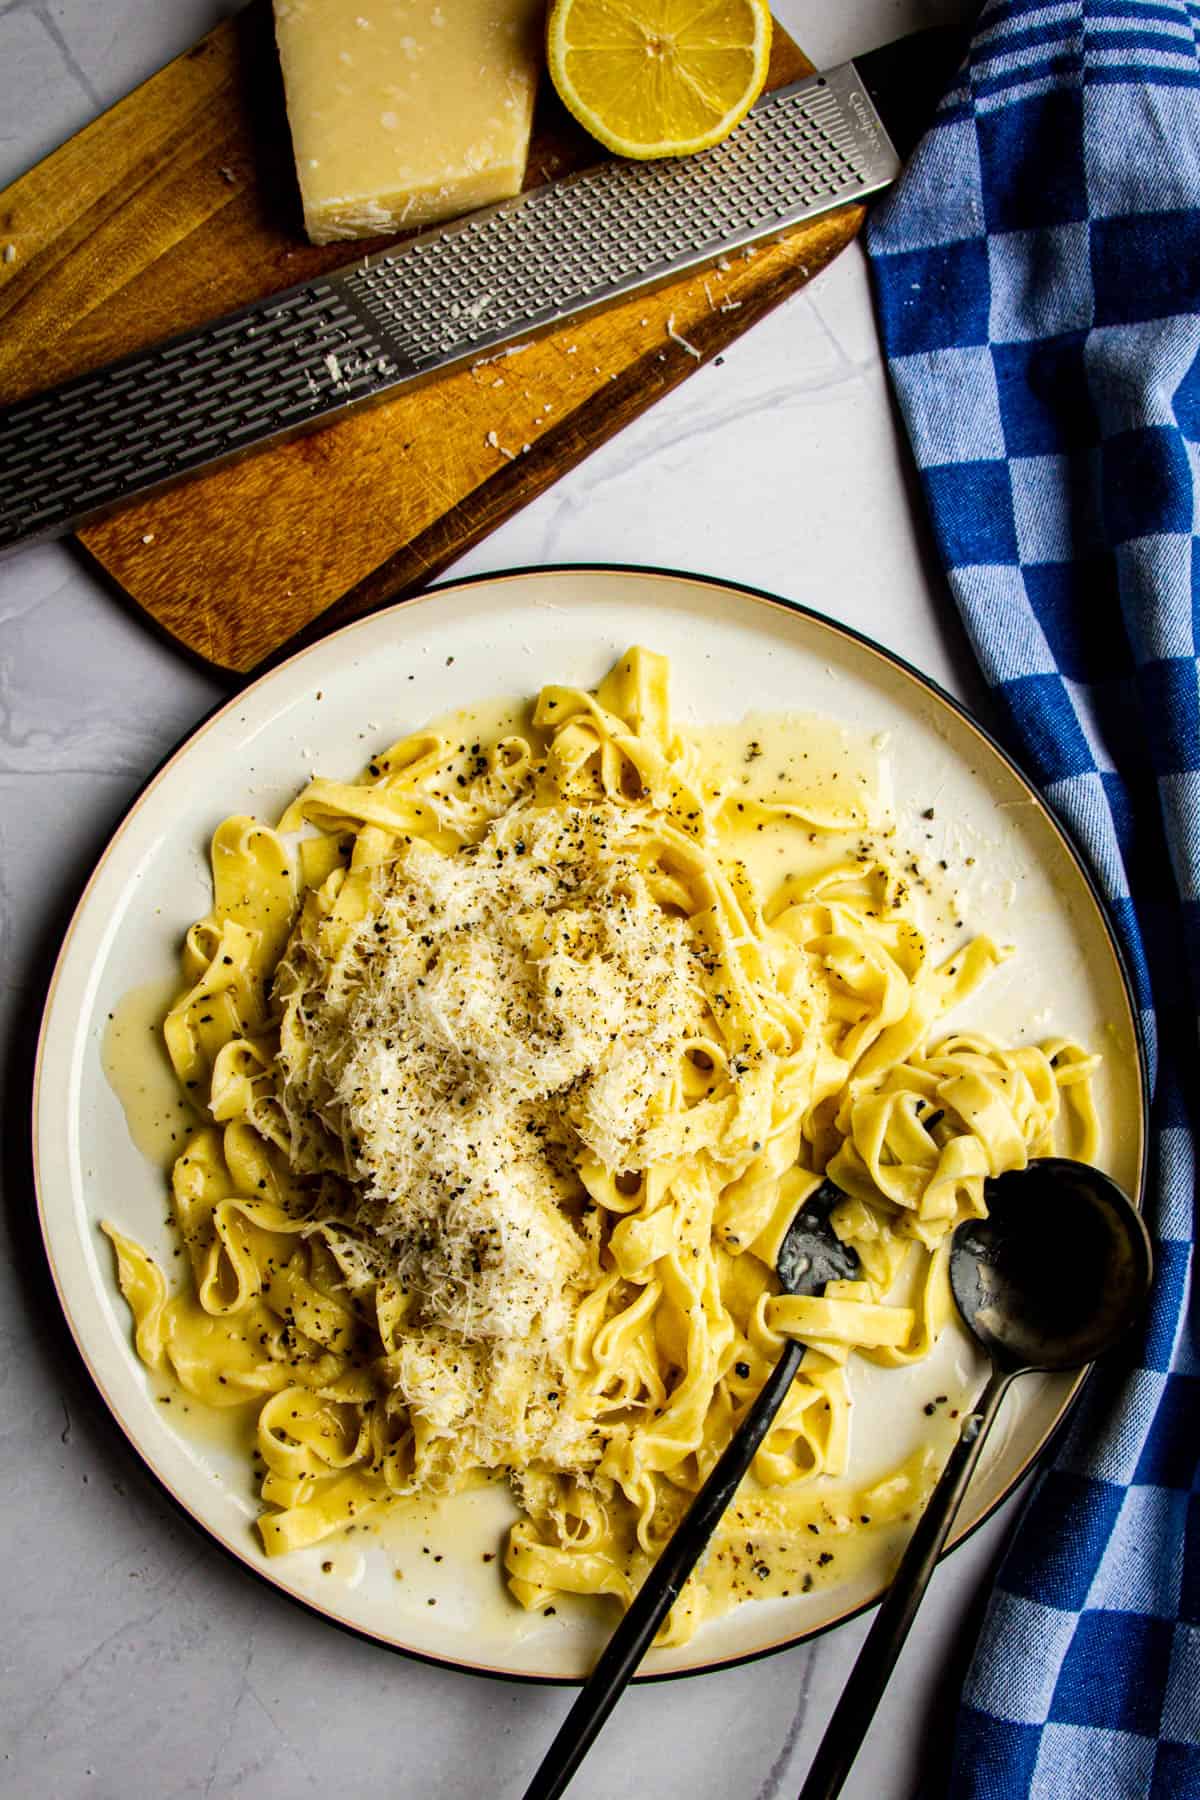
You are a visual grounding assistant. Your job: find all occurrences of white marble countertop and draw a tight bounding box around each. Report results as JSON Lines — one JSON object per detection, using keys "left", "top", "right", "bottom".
{"left": 0, "top": 3, "right": 1009, "bottom": 1796}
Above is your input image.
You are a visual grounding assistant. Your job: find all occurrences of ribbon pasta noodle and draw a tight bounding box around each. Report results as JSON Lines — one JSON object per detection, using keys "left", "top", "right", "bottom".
{"left": 104, "top": 649, "right": 1099, "bottom": 1641}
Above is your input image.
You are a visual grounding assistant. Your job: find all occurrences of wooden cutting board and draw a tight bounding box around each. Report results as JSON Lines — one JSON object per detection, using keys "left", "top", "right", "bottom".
{"left": 0, "top": 2, "right": 866, "bottom": 674}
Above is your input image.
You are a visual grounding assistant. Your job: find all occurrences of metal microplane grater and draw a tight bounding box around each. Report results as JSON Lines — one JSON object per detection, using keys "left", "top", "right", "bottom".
{"left": 0, "top": 65, "right": 900, "bottom": 559}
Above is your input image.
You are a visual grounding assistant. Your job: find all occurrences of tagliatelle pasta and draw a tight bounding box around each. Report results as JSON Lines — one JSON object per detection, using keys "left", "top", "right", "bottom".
{"left": 103, "top": 648, "right": 1100, "bottom": 1642}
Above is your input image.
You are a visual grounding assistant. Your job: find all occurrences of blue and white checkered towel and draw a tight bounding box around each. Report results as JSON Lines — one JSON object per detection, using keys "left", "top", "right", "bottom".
{"left": 865, "top": 3, "right": 1200, "bottom": 1793}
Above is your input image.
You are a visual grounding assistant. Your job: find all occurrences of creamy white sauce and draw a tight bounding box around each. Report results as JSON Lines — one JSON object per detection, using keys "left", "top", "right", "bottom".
{"left": 102, "top": 976, "right": 199, "bottom": 1168}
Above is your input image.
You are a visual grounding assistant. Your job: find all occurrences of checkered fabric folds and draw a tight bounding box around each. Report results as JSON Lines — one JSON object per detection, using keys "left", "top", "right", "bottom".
{"left": 865, "top": 2, "right": 1200, "bottom": 1794}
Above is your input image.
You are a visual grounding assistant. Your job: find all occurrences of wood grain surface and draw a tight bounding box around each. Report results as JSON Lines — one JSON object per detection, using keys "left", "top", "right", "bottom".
{"left": 0, "top": 2, "right": 867, "bottom": 674}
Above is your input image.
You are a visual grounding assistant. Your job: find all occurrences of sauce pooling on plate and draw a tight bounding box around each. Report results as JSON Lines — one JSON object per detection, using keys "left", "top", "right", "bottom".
{"left": 103, "top": 977, "right": 200, "bottom": 1167}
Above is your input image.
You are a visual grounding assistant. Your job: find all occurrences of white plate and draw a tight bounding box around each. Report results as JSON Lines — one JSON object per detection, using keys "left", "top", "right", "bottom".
{"left": 35, "top": 566, "right": 1146, "bottom": 1681}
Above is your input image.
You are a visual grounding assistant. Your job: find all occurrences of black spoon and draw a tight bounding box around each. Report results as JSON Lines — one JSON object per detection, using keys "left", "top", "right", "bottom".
{"left": 797, "top": 1157, "right": 1154, "bottom": 1800}
{"left": 522, "top": 1179, "right": 861, "bottom": 1800}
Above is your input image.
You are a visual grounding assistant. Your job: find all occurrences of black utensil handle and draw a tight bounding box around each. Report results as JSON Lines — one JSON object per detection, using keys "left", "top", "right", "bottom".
{"left": 797, "top": 1364, "right": 1016, "bottom": 1800}
{"left": 522, "top": 1336, "right": 807, "bottom": 1800}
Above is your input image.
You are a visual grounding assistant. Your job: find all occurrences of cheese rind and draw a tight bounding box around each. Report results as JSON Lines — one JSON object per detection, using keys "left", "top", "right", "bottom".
{"left": 273, "top": 0, "right": 545, "bottom": 244}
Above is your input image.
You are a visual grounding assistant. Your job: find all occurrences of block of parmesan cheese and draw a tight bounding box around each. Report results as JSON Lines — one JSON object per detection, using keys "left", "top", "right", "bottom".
{"left": 272, "top": 0, "right": 545, "bottom": 244}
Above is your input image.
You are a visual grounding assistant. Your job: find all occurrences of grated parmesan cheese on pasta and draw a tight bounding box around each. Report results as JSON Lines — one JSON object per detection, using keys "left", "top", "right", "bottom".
{"left": 272, "top": 801, "right": 706, "bottom": 1465}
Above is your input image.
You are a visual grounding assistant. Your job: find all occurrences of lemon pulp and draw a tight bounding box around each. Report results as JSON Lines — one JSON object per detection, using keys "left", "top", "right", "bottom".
{"left": 547, "top": 0, "right": 773, "bottom": 160}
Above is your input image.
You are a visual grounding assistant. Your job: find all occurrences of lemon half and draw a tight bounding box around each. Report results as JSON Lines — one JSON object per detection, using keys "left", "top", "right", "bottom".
{"left": 547, "top": 0, "right": 774, "bottom": 161}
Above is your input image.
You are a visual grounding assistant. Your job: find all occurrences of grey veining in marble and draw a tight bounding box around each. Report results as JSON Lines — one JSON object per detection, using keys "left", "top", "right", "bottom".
{"left": 0, "top": 4, "right": 1007, "bottom": 1797}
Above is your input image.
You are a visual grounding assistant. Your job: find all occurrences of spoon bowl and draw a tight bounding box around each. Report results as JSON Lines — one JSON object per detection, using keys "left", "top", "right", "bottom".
{"left": 950, "top": 1157, "right": 1154, "bottom": 1374}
